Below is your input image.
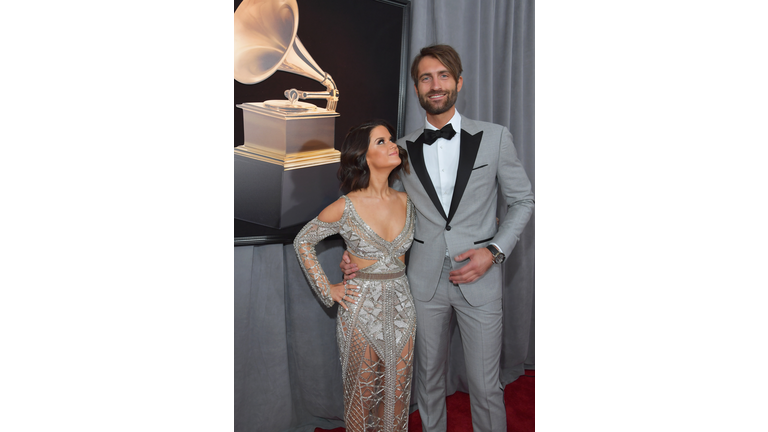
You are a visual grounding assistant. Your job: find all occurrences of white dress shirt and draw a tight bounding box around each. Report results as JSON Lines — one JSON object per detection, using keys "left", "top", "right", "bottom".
{"left": 423, "top": 111, "right": 462, "bottom": 217}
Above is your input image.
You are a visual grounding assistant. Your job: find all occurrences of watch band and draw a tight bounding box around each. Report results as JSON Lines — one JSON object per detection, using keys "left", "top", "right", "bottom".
{"left": 486, "top": 244, "right": 506, "bottom": 264}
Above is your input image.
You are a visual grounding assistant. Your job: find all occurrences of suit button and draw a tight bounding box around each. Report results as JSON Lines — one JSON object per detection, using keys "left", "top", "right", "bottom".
{"left": 446, "top": 225, "right": 451, "bottom": 231}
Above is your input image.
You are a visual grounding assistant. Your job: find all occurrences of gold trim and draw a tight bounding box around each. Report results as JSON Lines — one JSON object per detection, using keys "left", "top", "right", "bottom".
{"left": 234, "top": 146, "right": 340, "bottom": 170}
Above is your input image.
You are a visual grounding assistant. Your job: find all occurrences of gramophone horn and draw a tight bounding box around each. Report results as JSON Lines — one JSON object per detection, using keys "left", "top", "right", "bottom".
{"left": 234, "top": 0, "right": 328, "bottom": 86}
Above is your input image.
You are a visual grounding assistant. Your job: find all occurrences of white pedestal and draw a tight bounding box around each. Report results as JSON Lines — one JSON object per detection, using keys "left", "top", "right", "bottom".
{"left": 234, "top": 103, "right": 341, "bottom": 228}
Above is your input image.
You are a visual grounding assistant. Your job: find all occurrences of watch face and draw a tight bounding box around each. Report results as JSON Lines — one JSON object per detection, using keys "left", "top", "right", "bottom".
{"left": 487, "top": 245, "right": 502, "bottom": 264}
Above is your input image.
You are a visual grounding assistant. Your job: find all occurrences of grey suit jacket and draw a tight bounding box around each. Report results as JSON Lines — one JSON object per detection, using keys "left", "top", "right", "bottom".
{"left": 398, "top": 116, "right": 534, "bottom": 306}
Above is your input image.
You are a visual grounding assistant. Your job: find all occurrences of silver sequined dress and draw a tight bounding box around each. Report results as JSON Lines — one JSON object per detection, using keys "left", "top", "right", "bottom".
{"left": 294, "top": 195, "right": 417, "bottom": 432}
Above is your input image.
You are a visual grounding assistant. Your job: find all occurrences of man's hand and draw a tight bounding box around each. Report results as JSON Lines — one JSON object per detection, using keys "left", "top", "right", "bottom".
{"left": 340, "top": 250, "right": 359, "bottom": 280}
{"left": 448, "top": 247, "right": 494, "bottom": 285}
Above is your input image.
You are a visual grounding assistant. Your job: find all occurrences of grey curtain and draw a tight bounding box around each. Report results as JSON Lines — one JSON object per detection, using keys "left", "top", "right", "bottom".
{"left": 235, "top": 241, "right": 349, "bottom": 432}
{"left": 234, "top": 1, "right": 534, "bottom": 431}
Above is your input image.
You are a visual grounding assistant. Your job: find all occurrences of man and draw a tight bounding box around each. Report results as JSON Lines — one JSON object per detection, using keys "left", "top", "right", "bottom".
{"left": 342, "top": 44, "right": 534, "bottom": 432}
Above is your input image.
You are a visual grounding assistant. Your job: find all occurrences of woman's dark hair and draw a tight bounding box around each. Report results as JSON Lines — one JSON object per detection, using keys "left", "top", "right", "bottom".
{"left": 337, "top": 119, "right": 410, "bottom": 193}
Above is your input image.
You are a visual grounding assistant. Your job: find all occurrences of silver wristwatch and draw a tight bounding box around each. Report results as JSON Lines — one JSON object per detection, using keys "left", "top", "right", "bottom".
{"left": 486, "top": 244, "right": 506, "bottom": 264}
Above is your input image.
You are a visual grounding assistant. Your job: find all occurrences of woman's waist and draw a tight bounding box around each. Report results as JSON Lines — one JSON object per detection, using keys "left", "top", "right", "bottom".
{"left": 348, "top": 253, "right": 405, "bottom": 269}
{"left": 353, "top": 268, "right": 406, "bottom": 281}
{"left": 350, "top": 256, "right": 406, "bottom": 280}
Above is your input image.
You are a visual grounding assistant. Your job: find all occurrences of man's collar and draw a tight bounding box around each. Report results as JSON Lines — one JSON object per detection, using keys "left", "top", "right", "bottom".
{"left": 425, "top": 110, "right": 461, "bottom": 131}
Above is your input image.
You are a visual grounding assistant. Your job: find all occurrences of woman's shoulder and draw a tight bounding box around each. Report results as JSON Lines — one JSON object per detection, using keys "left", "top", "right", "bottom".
{"left": 317, "top": 196, "right": 347, "bottom": 223}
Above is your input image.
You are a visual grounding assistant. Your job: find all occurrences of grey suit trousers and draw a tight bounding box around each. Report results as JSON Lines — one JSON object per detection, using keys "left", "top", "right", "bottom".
{"left": 414, "top": 256, "right": 506, "bottom": 432}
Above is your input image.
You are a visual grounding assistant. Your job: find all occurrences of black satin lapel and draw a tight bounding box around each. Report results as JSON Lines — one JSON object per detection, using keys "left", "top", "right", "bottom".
{"left": 407, "top": 135, "right": 448, "bottom": 221}
{"left": 446, "top": 129, "right": 483, "bottom": 225}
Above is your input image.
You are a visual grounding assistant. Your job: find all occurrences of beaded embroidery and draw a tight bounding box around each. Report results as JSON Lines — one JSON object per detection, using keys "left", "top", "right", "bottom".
{"left": 294, "top": 195, "right": 417, "bottom": 431}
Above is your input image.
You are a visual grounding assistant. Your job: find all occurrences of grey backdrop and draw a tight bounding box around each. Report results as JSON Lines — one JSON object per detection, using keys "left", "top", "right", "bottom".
{"left": 234, "top": 1, "right": 535, "bottom": 431}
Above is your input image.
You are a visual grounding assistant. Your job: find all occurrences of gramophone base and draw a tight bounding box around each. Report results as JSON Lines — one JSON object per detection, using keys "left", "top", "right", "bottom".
{"left": 234, "top": 151, "right": 341, "bottom": 229}
{"left": 237, "top": 102, "right": 339, "bottom": 156}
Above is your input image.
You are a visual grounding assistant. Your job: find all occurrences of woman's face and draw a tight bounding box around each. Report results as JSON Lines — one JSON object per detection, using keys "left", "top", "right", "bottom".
{"left": 365, "top": 125, "right": 400, "bottom": 171}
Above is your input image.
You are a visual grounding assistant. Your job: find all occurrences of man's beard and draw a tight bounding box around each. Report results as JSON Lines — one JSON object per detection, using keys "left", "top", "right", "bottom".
{"left": 418, "top": 87, "right": 458, "bottom": 115}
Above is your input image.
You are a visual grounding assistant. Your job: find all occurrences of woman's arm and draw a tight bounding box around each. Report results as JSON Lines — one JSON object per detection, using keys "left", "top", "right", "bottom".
{"left": 293, "top": 198, "right": 359, "bottom": 309}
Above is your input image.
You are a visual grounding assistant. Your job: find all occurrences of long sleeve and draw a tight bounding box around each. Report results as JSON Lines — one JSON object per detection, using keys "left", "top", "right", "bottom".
{"left": 293, "top": 217, "right": 343, "bottom": 308}
{"left": 495, "top": 126, "right": 535, "bottom": 254}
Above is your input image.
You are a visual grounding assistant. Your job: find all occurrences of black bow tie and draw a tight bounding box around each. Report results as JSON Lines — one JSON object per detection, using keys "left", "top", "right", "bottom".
{"left": 423, "top": 123, "right": 456, "bottom": 145}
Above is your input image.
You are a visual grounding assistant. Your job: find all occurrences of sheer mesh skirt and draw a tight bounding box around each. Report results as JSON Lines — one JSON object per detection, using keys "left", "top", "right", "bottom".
{"left": 337, "top": 270, "right": 416, "bottom": 432}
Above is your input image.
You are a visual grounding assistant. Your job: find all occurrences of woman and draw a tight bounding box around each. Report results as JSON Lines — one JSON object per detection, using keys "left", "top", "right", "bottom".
{"left": 293, "top": 119, "right": 416, "bottom": 432}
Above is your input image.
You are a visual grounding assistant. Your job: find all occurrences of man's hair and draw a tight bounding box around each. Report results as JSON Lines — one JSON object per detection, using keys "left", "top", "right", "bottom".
{"left": 410, "top": 44, "right": 463, "bottom": 85}
{"left": 337, "top": 119, "right": 410, "bottom": 193}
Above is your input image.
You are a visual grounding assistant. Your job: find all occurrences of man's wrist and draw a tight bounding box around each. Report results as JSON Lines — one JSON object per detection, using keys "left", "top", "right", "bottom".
{"left": 485, "top": 244, "right": 506, "bottom": 264}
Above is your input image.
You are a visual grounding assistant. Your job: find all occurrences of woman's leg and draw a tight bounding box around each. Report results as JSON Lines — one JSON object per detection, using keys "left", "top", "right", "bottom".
{"left": 343, "top": 323, "right": 383, "bottom": 432}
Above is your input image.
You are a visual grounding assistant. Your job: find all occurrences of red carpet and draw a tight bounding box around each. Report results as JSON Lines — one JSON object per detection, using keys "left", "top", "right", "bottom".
{"left": 316, "top": 370, "right": 534, "bottom": 432}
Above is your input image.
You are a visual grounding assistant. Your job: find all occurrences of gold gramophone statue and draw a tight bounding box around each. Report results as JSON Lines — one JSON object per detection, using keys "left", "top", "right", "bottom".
{"left": 234, "top": 0, "right": 341, "bottom": 228}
